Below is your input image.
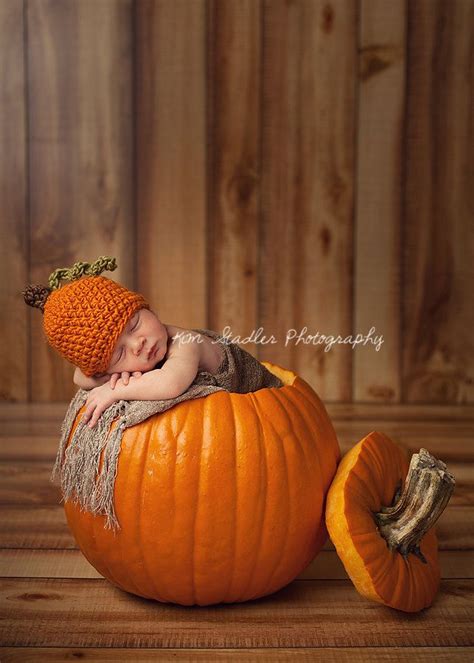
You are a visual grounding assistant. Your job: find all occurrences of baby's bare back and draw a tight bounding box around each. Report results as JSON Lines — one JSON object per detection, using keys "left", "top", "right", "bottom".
{"left": 164, "top": 325, "right": 224, "bottom": 375}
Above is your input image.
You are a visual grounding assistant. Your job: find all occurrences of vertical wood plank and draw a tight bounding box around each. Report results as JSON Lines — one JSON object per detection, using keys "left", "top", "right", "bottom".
{"left": 260, "top": 0, "right": 357, "bottom": 401}
{"left": 207, "top": 0, "right": 261, "bottom": 342}
{"left": 135, "top": 0, "right": 207, "bottom": 329}
{"left": 403, "top": 0, "right": 474, "bottom": 403}
{"left": 28, "top": 0, "right": 135, "bottom": 402}
{"left": 353, "top": 0, "right": 405, "bottom": 403}
{"left": 0, "top": 0, "right": 27, "bottom": 403}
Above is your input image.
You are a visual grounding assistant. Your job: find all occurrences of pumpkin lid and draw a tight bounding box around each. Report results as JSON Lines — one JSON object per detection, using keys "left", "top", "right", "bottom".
{"left": 325, "top": 431, "right": 455, "bottom": 613}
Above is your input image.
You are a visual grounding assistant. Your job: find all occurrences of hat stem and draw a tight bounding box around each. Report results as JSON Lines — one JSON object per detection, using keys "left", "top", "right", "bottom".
{"left": 48, "top": 256, "right": 117, "bottom": 290}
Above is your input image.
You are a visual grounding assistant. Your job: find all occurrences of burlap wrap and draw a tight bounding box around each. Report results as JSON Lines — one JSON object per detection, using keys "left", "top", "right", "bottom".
{"left": 51, "top": 329, "right": 283, "bottom": 530}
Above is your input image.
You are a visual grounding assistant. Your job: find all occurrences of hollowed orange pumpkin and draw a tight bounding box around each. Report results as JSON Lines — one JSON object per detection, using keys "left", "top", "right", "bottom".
{"left": 63, "top": 363, "right": 340, "bottom": 605}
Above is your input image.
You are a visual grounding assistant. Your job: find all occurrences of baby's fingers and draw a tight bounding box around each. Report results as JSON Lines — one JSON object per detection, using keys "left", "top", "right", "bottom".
{"left": 88, "top": 409, "right": 102, "bottom": 428}
{"left": 132, "top": 371, "right": 142, "bottom": 379}
{"left": 87, "top": 403, "right": 108, "bottom": 428}
{"left": 109, "top": 373, "right": 120, "bottom": 390}
{"left": 82, "top": 403, "right": 97, "bottom": 426}
{"left": 121, "top": 371, "right": 131, "bottom": 385}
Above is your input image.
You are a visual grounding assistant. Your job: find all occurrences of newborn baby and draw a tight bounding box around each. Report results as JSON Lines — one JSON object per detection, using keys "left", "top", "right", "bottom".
{"left": 23, "top": 256, "right": 280, "bottom": 432}
{"left": 74, "top": 309, "right": 224, "bottom": 429}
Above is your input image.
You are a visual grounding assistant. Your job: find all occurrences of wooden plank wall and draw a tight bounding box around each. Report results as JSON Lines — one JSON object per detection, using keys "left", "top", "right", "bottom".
{"left": 1, "top": 0, "right": 472, "bottom": 405}
{"left": 28, "top": 0, "right": 136, "bottom": 403}
{"left": 0, "top": 0, "right": 27, "bottom": 405}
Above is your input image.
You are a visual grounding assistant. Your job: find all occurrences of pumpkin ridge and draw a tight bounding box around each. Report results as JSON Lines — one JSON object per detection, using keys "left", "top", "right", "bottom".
{"left": 364, "top": 434, "right": 393, "bottom": 506}
{"left": 164, "top": 404, "right": 191, "bottom": 603}
{"left": 169, "top": 414, "right": 178, "bottom": 549}
{"left": 326, "top": 437, "right": 383, "bottom": 604}
{"left": 269, "top": 388, "right": 310, "bottom": 468}
{"left": 135, "top": 422, "right": 158, "bottom": 599}
{"left": 270, "top": 388, "right": 325, "bottom": 502}
{"left": 257, "top": 389, "right": 297, "bottom": 593}
{"left": 393, "top": 550, "right": 421, "bottom": 612}
{"left": 288, "top": 379, "right": 340, "bottom": 473}
{"left": 224, "top": 392, "right": 238, "bottom": 601}
{"left": 87, "top": 513, "right": 114, "bottom": 587}
{"left": 359, "top": 438, "right": 412, "bottom": 608}
{"left": 287, "top": 384, "right": 332, "bottom": 478}
{"left": 190, "top": 397, "right": 206, "bottom": 605}
{"left": 347, "top": 444, "right": 385, "bottom": 510}
{"left": 284, "top": 384, "right": 323, "bottom": 443}
{"left": 291, "top": 377, "right": 341, "bottom": 506}
{"left": 369, "top": 432, "right": 408, "bottom": 507}
{"left": 370, "top": 448, "right": 445, "bottom": 611}
{"left": 344, "top": 435, "right": 403, "bottom": 604}
{"left": 379, "top": 521, "right": 438, "bottom": 613}
{"left": 262, "top": 389, "right": 298, "bottom": 588}
{"left": 233, "top": 391, "right": 268, "bottom": 602}
{"left": 269, "top": 385, "right": 325, "bottom": 573}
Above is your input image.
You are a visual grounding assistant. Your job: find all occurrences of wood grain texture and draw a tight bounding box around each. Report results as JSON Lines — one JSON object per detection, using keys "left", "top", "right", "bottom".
{"left": 0, "top": 0, "right": 27, "bottom": 403}
{"left": 260, "top": 0, "right": 356, "bottom": 401}
{"left": 1, "top": 453, "right": 472, "bottom": 507}
{"left": 353, "top": 0, "right": 405, "bottom": 403}
{"left": 2, "top": 548, "right": 473, "bottom": 581}
{"left": 27, "top": 0, "right": 135, "bottom": 402}
{"left": 0, "top": 577, "right": 472, "bottom": 648}
{"left": 0, "top": 505, "right": 74, "bottom": 549}
{"left": 0, "top": 461, "right": 61, "bottom": 505}
{"left": 2, "top": 400, "right": 473, "bottom": 422}
{"left": 403, "top": 0, "right": 474, "bottom": 403}
{"left": 334, "top": 422, "right": 474, "bottom": 461}
{"left": 1, "top": 1, "right": 472, "bottom": 408}
{"left": 2, "top": 402, "right": 472, "bottom": 463}
{"left": 1, "top": 502, "right": 472, "bottom": 552}
{"left": 1, "top": 418, "right": 470, "bottom": 553}
{"left": 1, "top": 649, "right": 473, "bottom": 662}
{"left": 135, "top": 0, "right": 207, "bottom": 329}
{"left": 0, "top": 403, "right": 472, "bottom": 655}
{"left": 0, "top": 549, "right": 101, "bottom": 579}
{"left": 207, "top": 0, "right": 261, "bottom": 343}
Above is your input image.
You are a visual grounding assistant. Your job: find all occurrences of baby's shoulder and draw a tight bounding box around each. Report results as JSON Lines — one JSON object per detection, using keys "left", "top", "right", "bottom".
{"left": 165, "top": 324, "right": 202, "bottom": 349}
{"left": 165, "top": 325, "right": 223, "bottom": 374}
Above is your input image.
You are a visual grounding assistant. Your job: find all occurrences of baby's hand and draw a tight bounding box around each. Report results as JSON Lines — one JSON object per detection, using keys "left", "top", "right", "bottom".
{"left": 83, "top": 383, "right": 118, "bottom": 429}
{"left": 109, "top": 371, "right": 142, "bottom": 390}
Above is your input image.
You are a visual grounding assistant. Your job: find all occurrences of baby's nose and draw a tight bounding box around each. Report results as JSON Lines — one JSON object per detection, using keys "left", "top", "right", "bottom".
{"left": 133, "top": 338, "right": 145, "bottom": 355}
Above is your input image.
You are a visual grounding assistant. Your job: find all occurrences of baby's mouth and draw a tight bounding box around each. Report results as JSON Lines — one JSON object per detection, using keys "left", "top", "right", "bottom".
{"left": 147, "top": 343, "right": 157, "bottom": 360}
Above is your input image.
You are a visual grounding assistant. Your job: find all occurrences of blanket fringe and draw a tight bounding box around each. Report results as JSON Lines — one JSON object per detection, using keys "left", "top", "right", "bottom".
{"left": 51, "top": 391, "right": 127, "bottom": 530}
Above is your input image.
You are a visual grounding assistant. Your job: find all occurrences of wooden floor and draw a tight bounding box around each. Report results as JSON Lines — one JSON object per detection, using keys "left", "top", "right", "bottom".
{"left": 0, "top": 402, "right": 473, "bottom": 662}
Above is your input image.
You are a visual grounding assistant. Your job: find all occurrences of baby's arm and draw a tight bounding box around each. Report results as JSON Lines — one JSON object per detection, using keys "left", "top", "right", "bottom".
{"left": 73, "top": 367, "right": 110, "bottom": 390}
{"left": 74, "top": 367, "right": 143, "bottom": 391}
{"left": 107, "top": 341, "right": 200, "bottom": 401}
{"left": 81, "top": 340, "right": 201, "bottom": 428}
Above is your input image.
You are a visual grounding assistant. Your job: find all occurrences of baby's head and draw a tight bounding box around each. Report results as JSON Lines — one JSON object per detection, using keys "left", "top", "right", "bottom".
{"left": 23, "top": 257, "right": 165, "bottom": 377}
{"left": 101, "top": 307, "right": 168, "bottom": 376}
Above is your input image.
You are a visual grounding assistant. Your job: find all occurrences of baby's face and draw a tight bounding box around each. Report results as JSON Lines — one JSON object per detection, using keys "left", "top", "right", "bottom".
{"left": 105, "top": 308, "right": 168, "bottom": 374}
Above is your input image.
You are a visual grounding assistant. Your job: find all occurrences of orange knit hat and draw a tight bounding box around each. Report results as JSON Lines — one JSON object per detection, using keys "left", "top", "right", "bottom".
{"left": 22, "top": 257, "right": 149, "bottom": 377}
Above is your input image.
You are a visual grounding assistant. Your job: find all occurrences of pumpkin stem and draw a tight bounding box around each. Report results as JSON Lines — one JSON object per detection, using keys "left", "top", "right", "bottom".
{"left": 373, "top": 448, "right": 455, "bottom": 562}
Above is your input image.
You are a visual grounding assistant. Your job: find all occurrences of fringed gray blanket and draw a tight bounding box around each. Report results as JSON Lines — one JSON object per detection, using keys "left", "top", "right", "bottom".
{"left": 51, "top": 329, "right": 283, "bottom": 530}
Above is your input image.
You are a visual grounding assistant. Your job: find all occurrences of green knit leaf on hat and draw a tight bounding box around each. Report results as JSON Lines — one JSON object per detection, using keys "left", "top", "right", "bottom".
{"left": 48, "top": 256, "right": 117, "bottom": 290}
